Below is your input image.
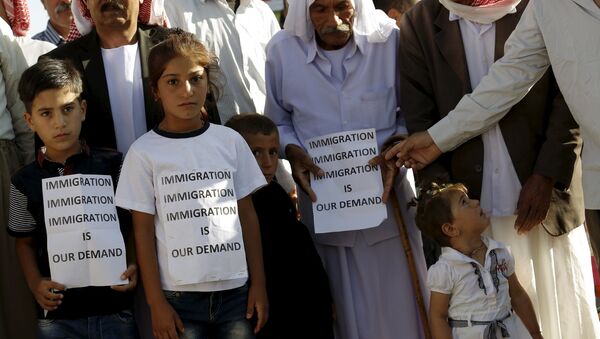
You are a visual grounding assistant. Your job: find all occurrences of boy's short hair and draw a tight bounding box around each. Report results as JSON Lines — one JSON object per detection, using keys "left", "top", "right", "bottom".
{"left": 225, "top": 113, "right": 278, "bottom": 136}
{"left": 415, "top": 182, "right": 468, "bottom": 247}
{"left": 18, "top": 58, "right": 83, "bottom": 113}
{"left": 373, "top": 0, "right": 417, "bottom": 13}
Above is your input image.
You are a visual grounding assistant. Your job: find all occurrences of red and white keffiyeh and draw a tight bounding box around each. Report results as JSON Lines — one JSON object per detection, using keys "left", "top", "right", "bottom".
{"left": 2, "top": 0, "right": 29, "bottom": 36}
{"left": 468, "top": 0, "right": 504, "bottom": 6}
{"left": 439, "top": 0, "right": 521, "bottom": 24}
{"left": 66, "top": 0, "right": 169, "bottom": 42}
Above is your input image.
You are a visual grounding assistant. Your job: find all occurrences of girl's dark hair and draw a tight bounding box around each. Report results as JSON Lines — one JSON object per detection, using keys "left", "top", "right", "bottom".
{"left": 414, "top": 182, "right": 468, "bottom": 247}
{"left": 18, "top": 58, "right": 83, "bottom": 112}
{"left": 148, "top": 29, "right": 224, "bottom": 101}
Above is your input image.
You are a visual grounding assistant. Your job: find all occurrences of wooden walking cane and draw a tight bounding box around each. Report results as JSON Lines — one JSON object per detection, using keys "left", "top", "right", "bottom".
{"left": 390, "top": 189, "right": 432, "bottom": 339}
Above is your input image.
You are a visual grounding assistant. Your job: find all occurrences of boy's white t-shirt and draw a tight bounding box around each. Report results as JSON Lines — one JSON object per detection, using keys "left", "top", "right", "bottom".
{"left": 115, "top": 123, "right": 266, "bottom": 291}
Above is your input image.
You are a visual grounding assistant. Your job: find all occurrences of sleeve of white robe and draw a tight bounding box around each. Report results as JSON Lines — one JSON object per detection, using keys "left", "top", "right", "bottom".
{"left": 264, "top": 34, "right": 304, "bottom": 153}
{"left": 0, "top": 18, "right": 32, "bottom": 163}
{"left": 428, "top": 0, "right": 550, "bottom": 152}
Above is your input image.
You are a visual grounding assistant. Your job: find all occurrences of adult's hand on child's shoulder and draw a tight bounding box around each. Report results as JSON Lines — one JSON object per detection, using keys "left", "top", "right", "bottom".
{"left": 151, "top": 300, "right": 185, "bottom": 339}
{"left": 247, "top": 283, "right": 269, "bottom": 334}
{"left": 33, "top": 278, "right": 65, "bottom": 311}
{"left": 111, "top": 264, "right": 138, "bottom": 292}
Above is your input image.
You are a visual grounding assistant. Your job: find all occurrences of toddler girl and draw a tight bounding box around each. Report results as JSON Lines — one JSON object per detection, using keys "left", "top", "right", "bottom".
{"left": 416, "top": 183, "right": 543, "bottom": 339}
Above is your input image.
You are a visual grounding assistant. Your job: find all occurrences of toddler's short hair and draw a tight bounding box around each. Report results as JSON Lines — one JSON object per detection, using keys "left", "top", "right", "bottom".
{"left": 18, "top": 58, "right": 83, "bottom": 113}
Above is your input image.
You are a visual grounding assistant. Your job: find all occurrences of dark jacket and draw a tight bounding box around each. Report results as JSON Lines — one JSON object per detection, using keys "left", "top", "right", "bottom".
{"left": 9, "top": 147, "right": 133, "bottom": 319}
{"left": 399, "top": 0, "right": 583, "bottom": 235}
{"left": 43, "top": 25, "right": 220, "bottom": 150}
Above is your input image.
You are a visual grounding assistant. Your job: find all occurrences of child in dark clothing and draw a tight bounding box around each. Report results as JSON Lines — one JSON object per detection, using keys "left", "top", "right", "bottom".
{"left": 8, "top": 59, "right": 137, "bottom": 338}
{"left": 226, "top": 113, "right": 334, "bottom": 339}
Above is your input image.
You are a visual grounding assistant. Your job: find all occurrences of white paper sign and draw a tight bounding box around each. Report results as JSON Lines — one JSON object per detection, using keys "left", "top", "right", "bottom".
{"left": 42, "top": 174, "right": 127, "bottom": 288}
{"left": 157, "top": 169, "right": 247, "bottom": 286}
{"left": 307, "top": 129, "right": 387, "bottom": 233}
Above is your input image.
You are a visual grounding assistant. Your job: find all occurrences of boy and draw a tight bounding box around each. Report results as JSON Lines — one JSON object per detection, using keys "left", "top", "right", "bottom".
{"left": 225, "top": 114, "right": 334, "bottom": 339}
{"left": 7, "top": 58, "right": 137, "bottom": 338}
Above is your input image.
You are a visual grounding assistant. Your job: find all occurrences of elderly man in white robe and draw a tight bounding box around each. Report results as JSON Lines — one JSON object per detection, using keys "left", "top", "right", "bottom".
{"left": 265, "top": 0, "right": 428, "bottom": 338}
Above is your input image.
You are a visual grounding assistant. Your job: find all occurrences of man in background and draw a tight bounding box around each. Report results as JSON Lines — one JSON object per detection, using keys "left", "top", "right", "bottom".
{"left": 32, "top": 0, "right": 71, "bottom": 45}
{"left": 165, "top": 0, "right": 279, "bottom": 123}
{"left": 0, "top": 6, "right": 37, "bottom": 339}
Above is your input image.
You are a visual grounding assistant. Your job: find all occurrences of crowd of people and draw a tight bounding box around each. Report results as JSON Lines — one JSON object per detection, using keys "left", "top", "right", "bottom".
{"left": 0, "top": 0, "right": 599, "bottom": 338}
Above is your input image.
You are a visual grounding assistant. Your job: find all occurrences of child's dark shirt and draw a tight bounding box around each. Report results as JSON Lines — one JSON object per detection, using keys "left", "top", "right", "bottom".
{"left": 252, "top": 180, "right": 334, "bottom": 339}
{"left": 7, "top": 146, "right": 133, "bottom": 319}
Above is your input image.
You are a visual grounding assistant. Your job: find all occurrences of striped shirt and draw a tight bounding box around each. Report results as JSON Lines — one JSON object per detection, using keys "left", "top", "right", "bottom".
{"left": 8, "top": 167, "right": 63, "bottom": 236}
{"left": 31, "top": 21, "right": 65, "bottom": 46}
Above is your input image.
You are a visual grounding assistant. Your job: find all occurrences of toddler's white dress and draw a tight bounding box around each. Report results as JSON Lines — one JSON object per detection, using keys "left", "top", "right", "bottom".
{"left": 427, "top": 237, "right": 532, "bottom": 339}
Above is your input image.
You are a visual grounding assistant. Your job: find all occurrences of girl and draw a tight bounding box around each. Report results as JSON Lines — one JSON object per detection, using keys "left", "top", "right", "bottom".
{"left": 415, "top": 183, "right": 543, "bottom": 339}
{"left": 115, "top": 31, "right": 268, "bottom": 339}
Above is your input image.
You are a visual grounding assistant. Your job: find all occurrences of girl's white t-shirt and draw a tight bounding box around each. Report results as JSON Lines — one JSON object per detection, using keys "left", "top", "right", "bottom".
{"left": 115, "top": 123, "right": 266, "bottom": 291}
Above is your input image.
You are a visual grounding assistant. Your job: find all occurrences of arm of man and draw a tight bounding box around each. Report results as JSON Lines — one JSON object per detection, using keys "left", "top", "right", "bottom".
{"left": 515, "top": 78, "right": 581, "bottom": 232}
{"left": 428, "top": 1, "right": 550, "bottom": 152}
{"left": 398, "top": 9, "right": 451, "bottom": 188}
{"left": 237, "top": 196, "right": 268, "bottom": 334}
{"left": 390, "top": 1, "right": 551, "bottom": 167}
{"left": 264, "top": 35, "right": 323, "bottom": 201}
{"left": 0, "top": 24, "right": 33, "bottom": 163}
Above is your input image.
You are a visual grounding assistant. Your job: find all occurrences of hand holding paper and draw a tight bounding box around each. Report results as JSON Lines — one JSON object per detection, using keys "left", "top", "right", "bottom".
{"left": 368, "top": 154, "right": 398, "bottom": 204}
{"left": 369, "top": 134, "right": 407, "bottom": 203}
{"left": 285, "top": 144, "right": 324, "bottom": 202}
{"left": 110, "top": 264, "right": 138, "bottom": 292}
{"left": 306, "top": 129, "right": 387, "bottom": 233}
{"left": 33, "top": 278, "right": 65, "bottom": 311}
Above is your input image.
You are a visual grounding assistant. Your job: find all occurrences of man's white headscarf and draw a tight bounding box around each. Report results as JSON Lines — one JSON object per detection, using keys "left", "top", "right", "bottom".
{"left": 284, "top": 0, "right": 396, "bottom": 43}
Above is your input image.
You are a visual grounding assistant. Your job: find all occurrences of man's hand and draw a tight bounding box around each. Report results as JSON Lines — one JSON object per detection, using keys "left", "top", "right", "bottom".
{"left": 246, "top": 283, "right": 269, "bottom": 334}
{"left": 111, "top": 264, "right": 138, "bottom": 292}
{"left": 32, "top": 278, "right": 65, "bottom": 311}
{"left": 368, "top": 154, "right": 398, "bottom": 203}
{"left": 150, "top": 300, "right": 185, "bottom": 339}
{"left": 369, "top": 135, "right": 405, "bottom": 203}
{"left": 384, "top": 131, "right": 442, "bottom": 169}
{"left": 285, "top": 144, "right": 324, "bottom": 202}
{"left": 515, "top": 174, "right": 554, "bottom": 234}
